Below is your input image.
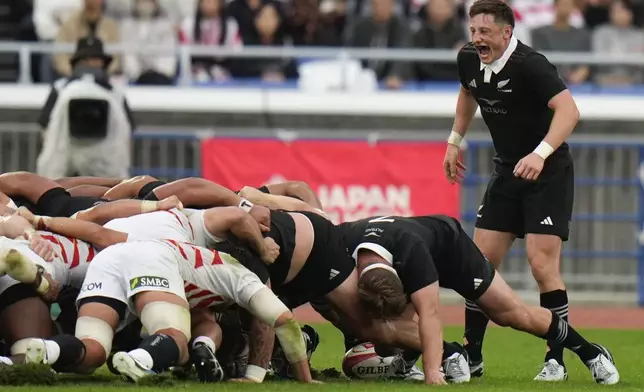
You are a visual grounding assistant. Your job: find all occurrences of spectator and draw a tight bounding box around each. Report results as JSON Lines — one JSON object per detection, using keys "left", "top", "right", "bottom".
{"left": 105, "top": 0, "right": 199, "bottom": 26}
{"left": 592, "top": 0, "right": 644, "bottom": 85}
{"left": 0, "top": 0, "right": 33, "bottom": 82}
{"left": 180, "top": 0, "right": 242, "bottom": 82}
{"left": 285, "top": 0, "right": 343, "bottom": 46}
{"left": 345, "top": 0, "right": 411, "bottom": 89}
{"left": 227, "top": 1, "right": 297, "bottom": 81}
{"left": 227, "top": 0, "right": 284, "bottom": 44}
{"left": 33, "top": 0, "right": 83, "bottom": 82}
{"left": 532, "top": 0, "right": 591, "bottom": 85}
{"left": 121, "top": 0, "right": 177, "bottom": 85}
{"left": 412, "top": 0, "right": 465, "bottom": 81}
{"left": 318, "top": 0, "right": 350, "bottom": 43}
{"left": 581, "top": 0, "right": 611, "bottom": 29}
{"left": 54, "top": 0, "right": 121, "bottom": 78}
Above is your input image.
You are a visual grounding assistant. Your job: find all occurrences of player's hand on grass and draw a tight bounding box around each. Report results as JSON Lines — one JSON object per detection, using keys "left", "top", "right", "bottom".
{"left": 29, "top": 233, "right": 56, "bottom": 261}
{"left": 261, "top": 237, "right": 280, "bottom": 264}
{"left": 425, "top": 370, "right": 447, "bottom": 385}
{"left": 513, "top": 152, "right": 544, "bottom": 181}
{"left": 157, "top": 196, "right": 183, "bottom": 211}
{"left": 443, "top": 144, "right": 466, "bottom": 184}
{"left": 309, "top": 380, "right": 324, "bottom": 384}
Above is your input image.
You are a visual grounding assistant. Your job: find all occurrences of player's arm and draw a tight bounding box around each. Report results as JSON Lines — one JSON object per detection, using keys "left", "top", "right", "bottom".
{"left": 525, "top": 53, "right": 580, "bottom": 158}
{"left": 150, "top": 178, "right": 242, "bottom": 208}
{"left": 72, "top": 197, "right": 183, "bottom": 225}
{"left": 67, "top": 185, "right": 111, "bottom": 198}
{"left": 30, "top": 215, "right": 128, "bottom": 249}
{"left": 202, "top": 207, "right": 272, "bottom": 262}
{"left": 55, "top": 176, "right": 123, "bottom": 189}
{"left": 410, "top": 281, "right": 444, "bottom": 383}
{"left": 264, "top": 181, "right": 323, "bottom": 210}
{"left": 449, "top": 49, "right": 480, "bottom": 145}
{"left": 239, "top": 186, "right": 327, "bottom": 218}
{"left": 246, "top": 314, "right": 276, "bottom": 382}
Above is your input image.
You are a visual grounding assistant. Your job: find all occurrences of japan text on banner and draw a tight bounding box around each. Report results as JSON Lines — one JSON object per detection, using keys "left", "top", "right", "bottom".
{"left": 201, "top": 138, "right": 460, "bottom": 223}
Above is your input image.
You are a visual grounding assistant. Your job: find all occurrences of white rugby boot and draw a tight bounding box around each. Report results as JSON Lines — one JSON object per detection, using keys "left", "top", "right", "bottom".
{"left": 112, "top": 351, "right": 156, "bottom": 382}
{"left": 534, "top": 359, "right": 568, "bottom": 381}
{"left": 585, "top": 344, "right": 619, "bottom": 385}
{"left": 443, "top": 352, "right": 471, "bottom": 384}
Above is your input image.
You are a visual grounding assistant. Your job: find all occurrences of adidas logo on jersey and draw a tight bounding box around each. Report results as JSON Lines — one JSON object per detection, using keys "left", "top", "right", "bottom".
{"left": 473, "top": 278, "right": 483, "bottom": 290}
{"left": 469, "top": 79, "right": 477, "bottom": 88}
{"left": 329, "top": 269, "right": 340, "bottom": 280}
{"left": 540, "top": 217, "right": 554, "bottom": 226}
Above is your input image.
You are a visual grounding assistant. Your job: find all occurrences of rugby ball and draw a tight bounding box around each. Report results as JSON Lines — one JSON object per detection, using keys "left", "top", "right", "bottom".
{"left": 342, "top": 343, "right": 396, "bottom": 379}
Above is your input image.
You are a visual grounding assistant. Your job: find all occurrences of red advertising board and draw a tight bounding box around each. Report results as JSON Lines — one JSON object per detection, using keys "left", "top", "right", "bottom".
{"left": 201, "top": 138, "right": 460, "bottom": 222}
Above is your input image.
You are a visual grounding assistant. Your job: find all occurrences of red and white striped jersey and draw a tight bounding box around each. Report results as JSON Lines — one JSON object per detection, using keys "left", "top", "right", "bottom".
{"left": 161, "top": 239, "right": 266, "bottom": 311}
{"left": 104, "top": 208, "right": 194, "bottom": 243}
{"left": 38, "top": 231, "right": 96, "bottom": 288}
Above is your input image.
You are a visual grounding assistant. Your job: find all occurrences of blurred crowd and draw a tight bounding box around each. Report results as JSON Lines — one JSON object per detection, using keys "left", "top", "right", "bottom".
{"left": 1, "top": 0, "right": 643, "bottom": 88}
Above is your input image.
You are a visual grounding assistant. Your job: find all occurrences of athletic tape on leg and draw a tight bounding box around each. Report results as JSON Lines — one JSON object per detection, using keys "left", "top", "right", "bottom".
{"left": 140, "top": 301, "right": 191, "bottom": 341}
{"left": 75, "top": 316, "right": 114, "bottom": 357}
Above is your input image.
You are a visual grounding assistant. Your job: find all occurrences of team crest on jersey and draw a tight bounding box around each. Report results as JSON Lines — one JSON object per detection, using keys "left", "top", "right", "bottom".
{"left": 130, "top": 276, "right": 170, "bottom": 290}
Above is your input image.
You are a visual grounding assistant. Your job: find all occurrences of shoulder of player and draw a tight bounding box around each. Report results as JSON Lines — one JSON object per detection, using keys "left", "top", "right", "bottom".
{"left": 509, "top": 43, "right": 552, "bottom": 68}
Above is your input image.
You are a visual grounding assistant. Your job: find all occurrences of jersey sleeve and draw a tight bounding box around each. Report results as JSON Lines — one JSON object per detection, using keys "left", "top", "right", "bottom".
{"left": 522, "top": 53, "right": 567, "bottom": 105}
{"left": 457, "top": 45, "right": 471, "bottom": 91}
{"left": 399, "top": 241, "right": 439, "bottom": 295}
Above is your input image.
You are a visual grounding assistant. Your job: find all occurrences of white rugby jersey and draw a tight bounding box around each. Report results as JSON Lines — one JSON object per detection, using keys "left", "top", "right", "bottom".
{"left": 161, "top": 239, "right": 265, "bottom": 310}
{"left": 104, "top": 208, "right": 194, "bottom": 243}
{"left": 0, "top": 232, "right": 95, "bottom": 289}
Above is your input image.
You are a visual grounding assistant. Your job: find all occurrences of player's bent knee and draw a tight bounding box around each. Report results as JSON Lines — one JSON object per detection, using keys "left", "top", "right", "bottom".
{"left": 75, "top": 316, "right": 114, "bottom": 358}
{"left": 140, "top": 301, "right": 191, "bottom": 341}
{"left": 247, "top": 287, "right": 290, "bottom": 327}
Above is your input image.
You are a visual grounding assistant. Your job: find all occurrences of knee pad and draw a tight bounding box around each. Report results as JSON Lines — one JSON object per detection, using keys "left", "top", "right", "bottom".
{"left": 140, "top": 301, "right": 191, "bottom": 341}
{"left": 10, "top": 338, "right": 32, "bottom": 355}
{"left": 75, "top": 316, "right": 114, "bottom": 358}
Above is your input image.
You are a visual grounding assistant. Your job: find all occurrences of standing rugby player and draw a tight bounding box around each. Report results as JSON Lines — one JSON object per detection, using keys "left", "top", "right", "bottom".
{"left": 443, "top": 0, "right": 579, "bottom": 381}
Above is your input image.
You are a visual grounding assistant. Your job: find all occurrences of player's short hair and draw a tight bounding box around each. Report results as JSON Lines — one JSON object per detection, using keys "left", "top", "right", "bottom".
{"left": 358, "top": 268, "right": 407, "bottom": 320}
{"left": 469, "top": 0, "right": 515, "bottom": 28}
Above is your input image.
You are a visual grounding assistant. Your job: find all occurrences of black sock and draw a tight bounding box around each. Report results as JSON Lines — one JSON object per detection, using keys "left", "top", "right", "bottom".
{"left": 401, "top": 349, "right": 422, "bottom": 370}
{"left": 464, "top": 300, "right": 489, "bottom": 361}
{"left": 50, "top": 334, "right": 86, "bottom": 373}
{"left": 542, "top": 310, "right": 600, "bottom": 363}
{"left": 541, "top": 290, "right": 568, "bottom": 364}
{"left": 443, "top": 341, "right": 461, "bottom": 359}
{"left": 137, "top": 333, "right": 180, "bottom": 372}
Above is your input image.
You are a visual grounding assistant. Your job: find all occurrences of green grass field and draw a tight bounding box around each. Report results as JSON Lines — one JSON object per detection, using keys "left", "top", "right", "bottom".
{"left": 1, "top": 324, "right": 643, "bottom": 391}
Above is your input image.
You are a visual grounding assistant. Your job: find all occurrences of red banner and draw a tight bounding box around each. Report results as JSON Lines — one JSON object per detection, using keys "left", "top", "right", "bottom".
{"left": 201, "top": 138, "right": 460, "bottom": 223}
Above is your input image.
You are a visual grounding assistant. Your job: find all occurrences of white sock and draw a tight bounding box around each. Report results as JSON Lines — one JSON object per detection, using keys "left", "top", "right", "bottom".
{"left": 44, "top": 340, "right": 61, "bottom": 364}
{"left": 193, "top": 336, "right": 216, "bottom": 353}
{"left": 127, "top": 348, "right": 154, "bottom": 370}
{"left": 0, "top": 356, "right": 13, "bottom": 365}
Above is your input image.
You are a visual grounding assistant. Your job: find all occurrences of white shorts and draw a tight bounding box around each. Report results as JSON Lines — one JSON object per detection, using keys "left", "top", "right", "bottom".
{"left": 76, "top": 242, "right": 187, "bottom": 315}
{"left": 183, "top": 208, "right": 225, "bottom": 248}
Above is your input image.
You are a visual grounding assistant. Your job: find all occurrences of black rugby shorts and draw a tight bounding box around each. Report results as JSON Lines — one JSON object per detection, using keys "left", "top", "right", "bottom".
{"left": 475, "top": 162, "right": 574, "bottom": 241}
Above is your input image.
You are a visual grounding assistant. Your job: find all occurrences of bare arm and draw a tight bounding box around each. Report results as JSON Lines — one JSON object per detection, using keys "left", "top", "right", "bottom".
{"left": 34, "top": 216, "right": 128, "bottom": 249}
{"left": 67, "top": 185, "right": 111, "bottom": 198}
{"left": 202, "top": 207, "right": 269, "bottom": 260}
{"left": 410, "top": 282, "right": 445, "bottom": 384}
{"left": 152, "top": 178, "right": 242, "bottom": 208}
{"left": 73, "top": 197, "right": 182, "bottom": 225}
{"left": 239, "top": 187, "right": 327, "bottom": 218}
{"left": 55, "top": 177, "right": 123, "bottom": 189}
{"left": 265, "top": 181, "right": 323, "bottom": 210}
{"left": 542, "top": 90, "right": 580, "bottom": 151}
{"left": 451, "top": 86, "right": 479, "bottom": 139}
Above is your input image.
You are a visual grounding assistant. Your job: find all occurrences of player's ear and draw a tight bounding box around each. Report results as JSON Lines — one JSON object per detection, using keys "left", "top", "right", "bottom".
{"left": 503, "top": 25, "right": 512, "bottom": 39}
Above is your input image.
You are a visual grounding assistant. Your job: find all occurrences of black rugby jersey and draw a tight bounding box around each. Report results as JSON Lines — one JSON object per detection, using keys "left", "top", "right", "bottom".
{"left": 338, "top": 215, "right": 459, "bottom": 295}
{"left": 457, "top": 38, "right": 571, "bottom": 169}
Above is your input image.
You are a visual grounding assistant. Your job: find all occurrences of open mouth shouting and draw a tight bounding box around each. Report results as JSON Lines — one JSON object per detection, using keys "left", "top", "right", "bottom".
{"left": 475, "top": 44, "right": 491, "bottom": 63}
